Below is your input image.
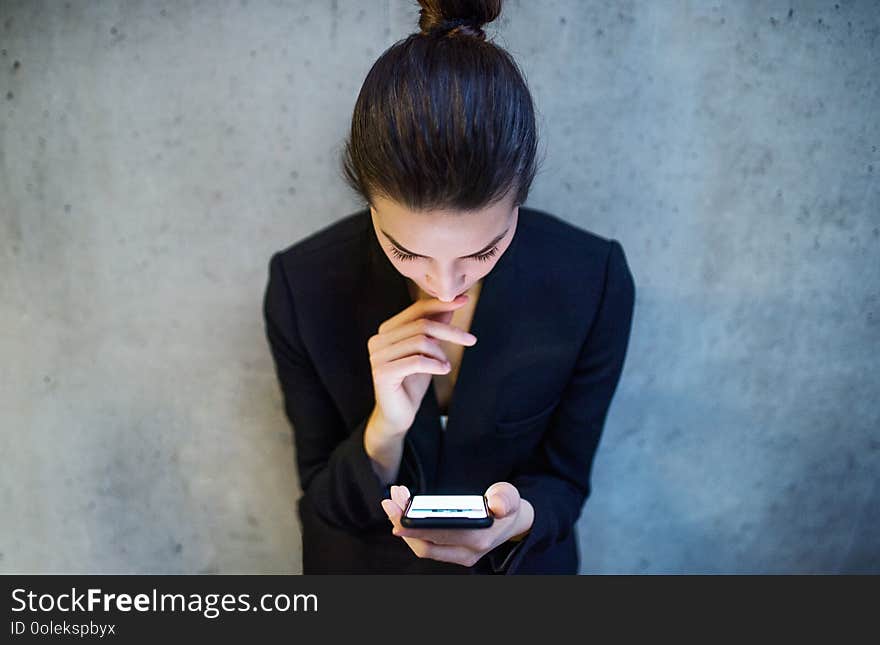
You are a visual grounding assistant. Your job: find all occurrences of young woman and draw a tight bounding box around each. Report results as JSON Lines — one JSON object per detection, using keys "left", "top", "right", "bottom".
{"left": 263, "top": 0, "right": 636, "bottom": 574}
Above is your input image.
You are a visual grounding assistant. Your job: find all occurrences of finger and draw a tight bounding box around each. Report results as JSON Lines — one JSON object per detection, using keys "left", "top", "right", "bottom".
{"left": 377, "top": 295, "right": 469, "bottom": 336}
{"left": 400, "top": 536, "right": 480, "bottom": 568}
{"left": 379, "top": 317, "right": 477, "bottom": 351}
{"left": 384, "top": 496, "right": 418, "bottom": 543}
{"left": 381, "top": 499, "right": 402, "bottom": 524}
{"left": 484, "top": 482, "right": 521, "bottom": 519}
{"left": 390, "top": 485, "right": 411, "bottom": 510}
{"left": 392, "top": 526, "right": 488, "bottom": 550}
{"left": 371, "top": 333, "right": 449, "bottom": 367}
{"left": 380, "top": 353, "right": 452, "bottom": 381}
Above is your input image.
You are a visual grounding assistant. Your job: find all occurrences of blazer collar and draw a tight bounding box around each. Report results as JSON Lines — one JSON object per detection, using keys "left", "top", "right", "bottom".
{"left": 357, "top": 208, "right": 524, "bottom": 491}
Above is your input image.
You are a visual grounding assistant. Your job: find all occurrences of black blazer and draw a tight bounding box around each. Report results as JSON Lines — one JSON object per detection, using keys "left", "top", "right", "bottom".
{"left": 262, "top": 206, "right": 636, "bottom": 574}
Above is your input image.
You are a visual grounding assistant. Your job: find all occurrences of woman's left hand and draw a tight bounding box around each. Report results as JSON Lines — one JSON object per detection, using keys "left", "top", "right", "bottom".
{"left": 381, "top": 482, "right": 535, "bottom": 568}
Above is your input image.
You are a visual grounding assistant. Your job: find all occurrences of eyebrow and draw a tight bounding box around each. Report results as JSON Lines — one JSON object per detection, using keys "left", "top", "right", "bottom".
{"left": 379, "top": 225, "right": 510, "bottom": 259}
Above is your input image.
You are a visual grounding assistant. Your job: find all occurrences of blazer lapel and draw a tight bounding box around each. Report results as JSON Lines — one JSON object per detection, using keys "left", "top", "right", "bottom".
{"left": 432, "top": 211, "right": 522, "bottom": 488}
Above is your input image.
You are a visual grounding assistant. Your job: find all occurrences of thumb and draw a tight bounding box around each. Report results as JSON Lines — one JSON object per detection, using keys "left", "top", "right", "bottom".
{"left": 485, "top": 482, "right": 520, "bottom": 519}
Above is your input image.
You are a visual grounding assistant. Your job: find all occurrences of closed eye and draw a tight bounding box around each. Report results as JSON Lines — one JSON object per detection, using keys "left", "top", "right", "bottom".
{"left": 388, "top": 245, "right": 499, "bottom": 263}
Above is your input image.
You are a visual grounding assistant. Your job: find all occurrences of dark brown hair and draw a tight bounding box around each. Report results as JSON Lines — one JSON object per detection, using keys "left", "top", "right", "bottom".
{"left": 340, "top": 0, "right": 543, "bottom": 213}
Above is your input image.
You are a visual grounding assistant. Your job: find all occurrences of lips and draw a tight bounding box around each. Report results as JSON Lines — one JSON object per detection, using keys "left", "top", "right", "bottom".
{"left": 428, "top": 288, "right": 468, "bottom": 299}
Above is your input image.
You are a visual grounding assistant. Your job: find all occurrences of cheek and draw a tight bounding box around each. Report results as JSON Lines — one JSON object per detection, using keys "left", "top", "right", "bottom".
{"left": 471, "top": 259, "right": 500, "bottom": 279}
{"left": 387, "top": 258, "right": 419, "bottom": 278}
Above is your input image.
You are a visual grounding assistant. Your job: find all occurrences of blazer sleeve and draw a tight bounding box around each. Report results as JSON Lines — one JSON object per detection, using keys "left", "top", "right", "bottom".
{"left": 262, "top": 251, "right": 391, "bottom": 533}
{"left": 500, "top": 239, "right": 636, "bottom": 574}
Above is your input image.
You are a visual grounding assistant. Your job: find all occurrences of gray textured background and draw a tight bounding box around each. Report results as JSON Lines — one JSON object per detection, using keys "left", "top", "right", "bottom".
{"left": 1, "top": 0, "right": 877, "bottom": 574}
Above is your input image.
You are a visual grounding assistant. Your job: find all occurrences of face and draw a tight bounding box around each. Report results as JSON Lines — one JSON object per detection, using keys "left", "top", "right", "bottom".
{"left": 370, "top": 193, "right": 519, "bottom": 302}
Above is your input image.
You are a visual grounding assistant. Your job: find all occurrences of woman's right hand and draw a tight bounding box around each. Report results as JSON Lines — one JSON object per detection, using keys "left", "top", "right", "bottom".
{"left": 367, "top": 294, "right": 478, "bottom": 436}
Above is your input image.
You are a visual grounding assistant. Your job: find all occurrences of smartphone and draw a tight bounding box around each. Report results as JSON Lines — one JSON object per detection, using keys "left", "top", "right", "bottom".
{"left": 401, "top": 494, "right": 494, "bottom": 529}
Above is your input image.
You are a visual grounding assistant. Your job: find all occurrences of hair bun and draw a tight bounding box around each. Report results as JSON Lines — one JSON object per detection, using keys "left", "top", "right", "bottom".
{"left": 425, "top": 16, "right": 486, "bottom": 40}
{"left": 417, "top": 0, "right": 502, "bottom": 41}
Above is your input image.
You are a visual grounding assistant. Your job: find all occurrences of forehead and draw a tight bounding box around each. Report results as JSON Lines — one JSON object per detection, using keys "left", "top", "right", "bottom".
{"left": 370, "top": 196, "right": 515, "bottom": 256}
{"left": 371, "top": 194, "right": 515, "bottom": 232}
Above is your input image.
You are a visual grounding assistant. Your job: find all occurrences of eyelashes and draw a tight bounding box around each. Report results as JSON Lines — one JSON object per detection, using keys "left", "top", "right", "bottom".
{"left": 388, "top": 245, "right": 499, "bottom": 263}
{"left": 471, "top": 246, "right": 499, "bottom": 262}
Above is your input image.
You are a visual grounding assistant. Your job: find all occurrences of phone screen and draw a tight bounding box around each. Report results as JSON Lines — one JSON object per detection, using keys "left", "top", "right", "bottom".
{"left": 405, "top": 495, "right": 488, "bottom": 519}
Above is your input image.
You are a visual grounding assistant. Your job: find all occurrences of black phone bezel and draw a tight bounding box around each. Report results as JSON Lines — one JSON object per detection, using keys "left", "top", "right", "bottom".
{"left": 400, "top": 494, "right": 494, "bottom": 529}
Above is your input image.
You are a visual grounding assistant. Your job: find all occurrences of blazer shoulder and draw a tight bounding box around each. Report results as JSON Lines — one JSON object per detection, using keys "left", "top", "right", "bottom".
{"left": 269, "top": 209, "right": 370, "bottom": 280}
{"left": 519, "top": 206, "right": 630, "bottom": 277}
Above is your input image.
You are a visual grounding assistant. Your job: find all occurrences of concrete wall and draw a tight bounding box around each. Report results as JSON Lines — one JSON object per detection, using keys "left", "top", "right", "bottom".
{"left": 1, "top": 0, "right": 877, "bottom": 573}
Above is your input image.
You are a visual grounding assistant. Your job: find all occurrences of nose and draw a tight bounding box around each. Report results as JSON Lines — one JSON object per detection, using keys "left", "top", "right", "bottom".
{"left": 427, "top": 274, "right": 467, "bottom": 302}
